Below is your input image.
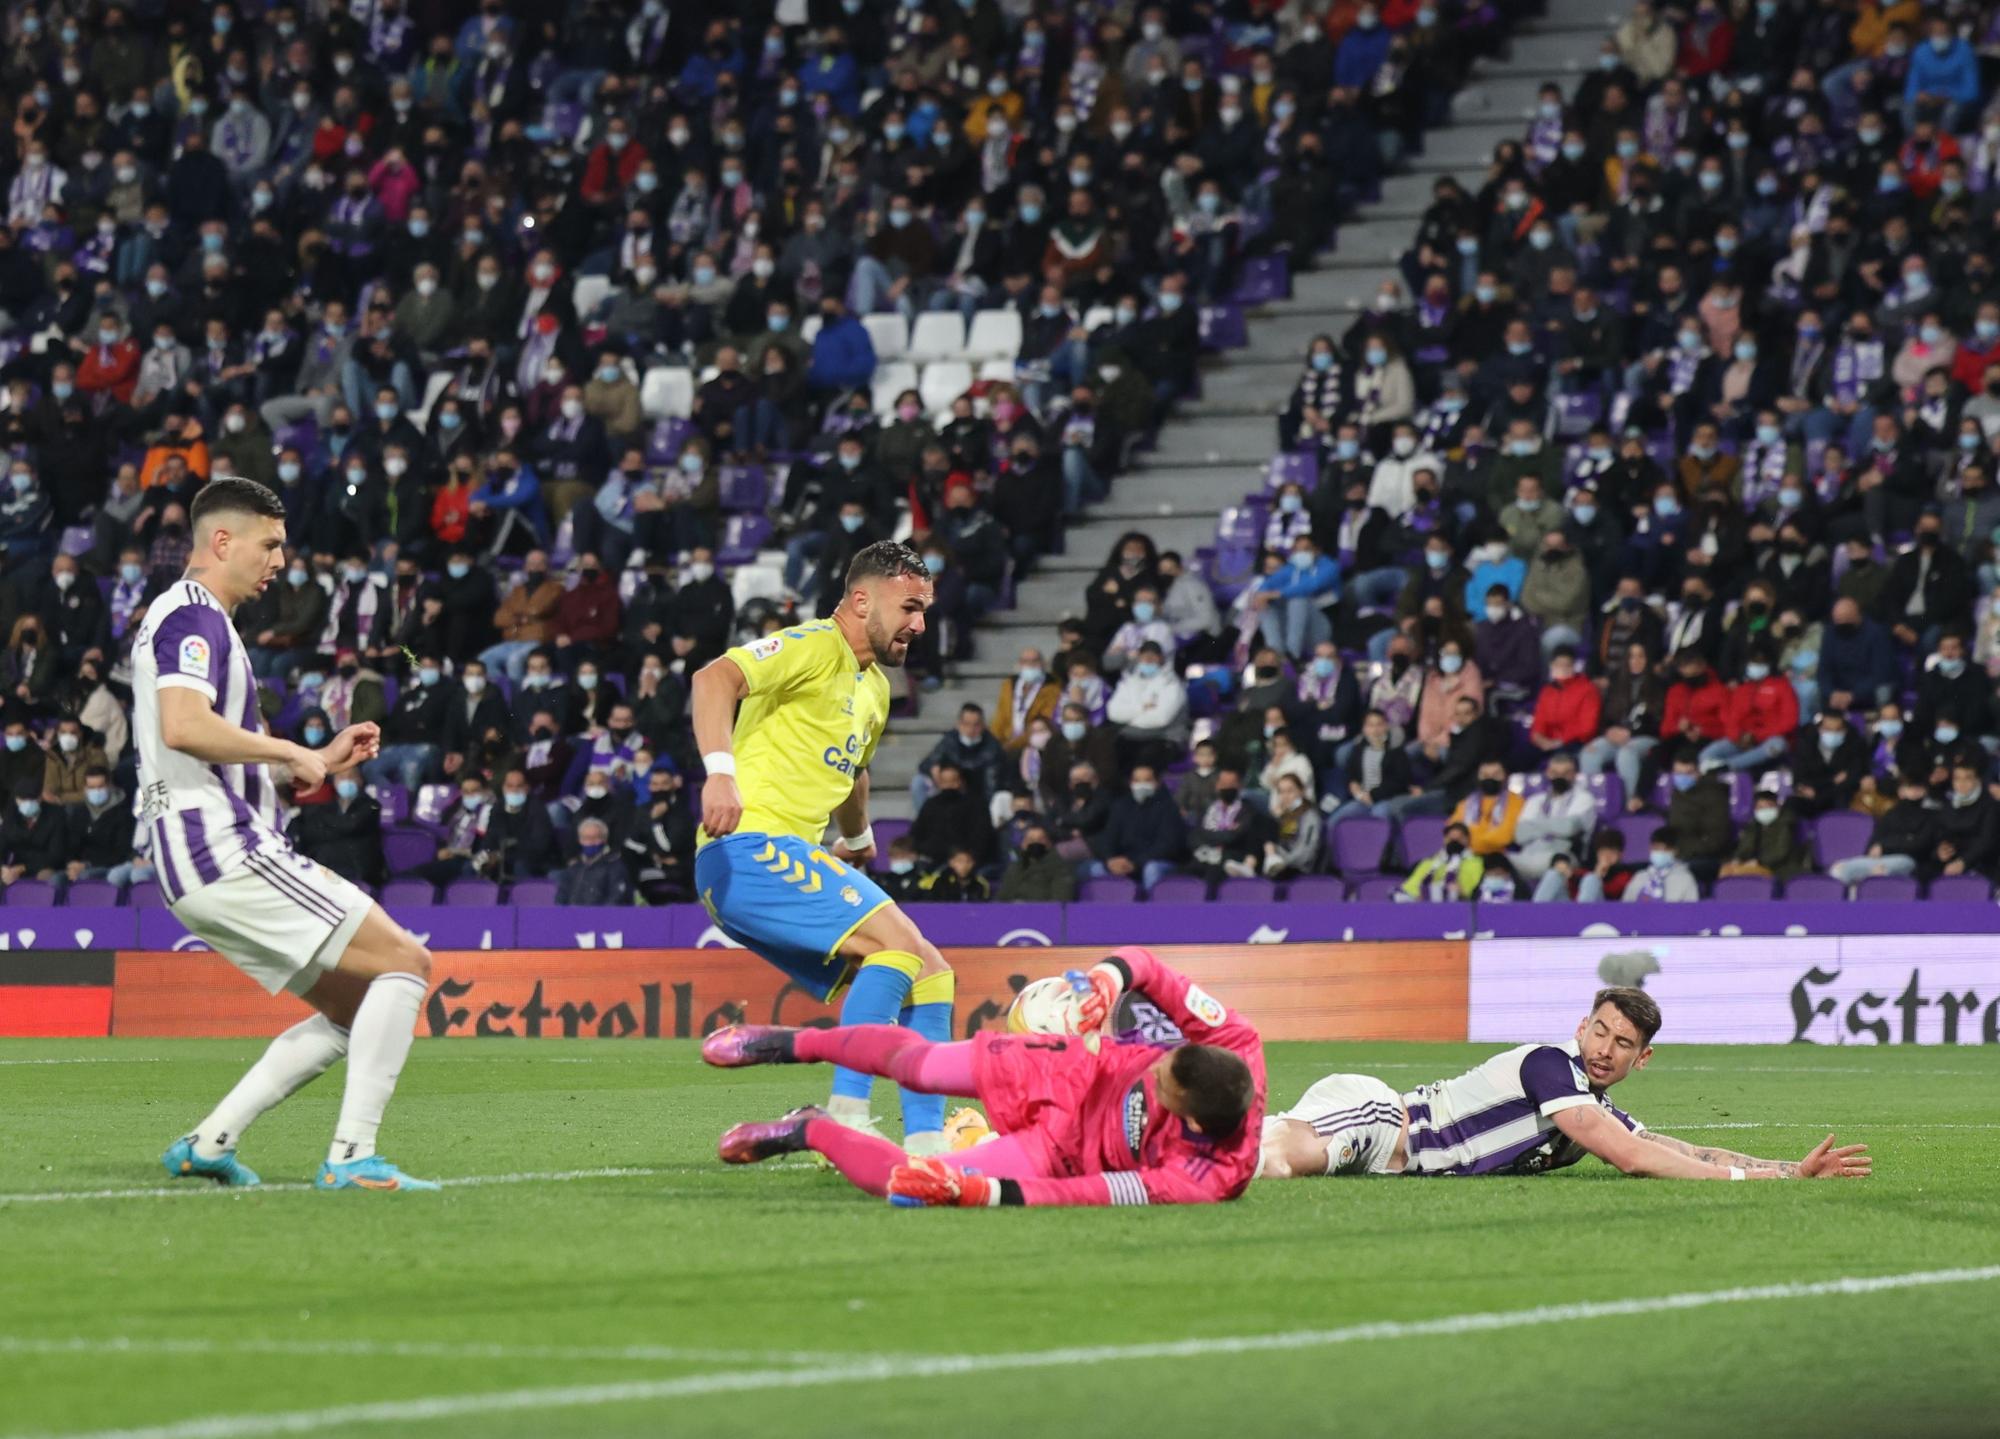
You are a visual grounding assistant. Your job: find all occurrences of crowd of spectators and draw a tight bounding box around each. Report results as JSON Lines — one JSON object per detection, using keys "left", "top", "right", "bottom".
{"left": 0, "top": 0, "right": 1506, "bottom": 904}
{"left": 888, "top": 0, "right": 2000, "bottom": 904}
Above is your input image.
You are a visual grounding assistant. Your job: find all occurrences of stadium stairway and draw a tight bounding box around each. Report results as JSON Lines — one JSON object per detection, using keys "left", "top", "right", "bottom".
{"left": 867, "top": 0, "right": 1612, "bottom": 820}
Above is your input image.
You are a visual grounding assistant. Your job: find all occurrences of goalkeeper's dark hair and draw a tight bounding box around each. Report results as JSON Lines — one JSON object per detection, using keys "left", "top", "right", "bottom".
{"left": 1169, "top": 1044, "right": 1256, "bottom": 1138}
{"left": 191, "top": 476, "right": 286, "bottom": 530}
{"left": 846, "top": 539, "right": 930, "bottom": 590}
{"left": 1592, "top": 986, "right": 1662, "bottom": 1043}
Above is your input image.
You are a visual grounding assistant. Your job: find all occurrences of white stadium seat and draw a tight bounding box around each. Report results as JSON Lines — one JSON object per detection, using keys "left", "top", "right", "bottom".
{"left": 907, "top": 312, "right": 965, "bottom": 362}
{"left": 965, "top": 309, "right": 1022, "bottom": 361}
{"left": 977, "top": 358, "right": 1017, "bottom": 383}
{"left": 799, "top": 314, "right": 824, "bottom": 345}
{"left": 1082, "top": 305, "right": 1115, "bottom": 332}
{"left": 571, "top": 274, "right": 614, "bottom": 319}
{"left": 640, "top": 366, "right": 694, "bottom": 419}
{"left": 414, "top": 369, "right": 454, "bottom": 426}
{"left": 862, "top": 313, "right": 908, "bottom": 361}
{"left": 870, "top": 360, "right": 920, "bottom": 415}
{"left": 919, "top": 360, "right": 973, "bottom": 415}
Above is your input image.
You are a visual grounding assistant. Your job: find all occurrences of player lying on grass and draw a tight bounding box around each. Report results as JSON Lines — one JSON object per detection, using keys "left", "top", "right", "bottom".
{"left": 703, "top": 946, "right": 1265, "bottom": 1207}
{"left": 1257, "top": 987, "right": 1870, "bottom": 1182}
{"left": 141, "top": 479, "right": 436, "bottom": 1193}
{"left": 692, "top": 541, "right": 958, "bottom": 1155}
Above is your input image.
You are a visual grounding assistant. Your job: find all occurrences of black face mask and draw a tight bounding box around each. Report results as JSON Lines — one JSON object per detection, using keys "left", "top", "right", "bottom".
{"left": 608, "top": 726, "right": 632, "bottom": 743}
{"left": 1549, "top": 776, "right": 1573, "bottom": 795}
{"left": 1444, "top": 838, "right": 1466, "bottom": 857}
{"left": 1479, "top": 777, "right": 1503, "bottom": 796}
{"left": 580, "top": 567, "right": 601, "bottom": 582}
{"left": 1254, "top": 665, "right": 1279, "bottom": 682}
{"left": 338, "top": 663, "right": 358, "bottom": 679}
{"left": 1072, "top": 782, "right": 1094, "bottom": 800}
{"left": 532, "top": 725, "right": 555, "bottom": 739}
{"left": 1216, "top": 786, "right": 1242, "bottom": 804}
{"left": 1022, "top": 842, "right": 1049, "bottom": 861}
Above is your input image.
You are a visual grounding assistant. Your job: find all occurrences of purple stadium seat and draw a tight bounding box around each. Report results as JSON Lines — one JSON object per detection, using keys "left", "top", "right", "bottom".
{"left": 2, "top": 878, "right": 57, "bottom": 906}
{"left": 1077, "top": 876, "right": 1138, "bottom": 903}
{"left": 1810, "top": 812, "right": 1874, "bottom": 867}
{"left": 1580, "top": 772, "right": 1623, "bottom": 815}
{"left": 1613, "top": 814, "right": 1661, "bottom": 856}
{"left": 507, "top": 879, "right": 558, "bottom": 905}
{"left": 1330, "top": 817, "right": 1391, "bottom": 875}
{"left": 1709, "top": 874, "right": 1774, "bottom": 902}
{"left": 1283, "top": 875, "right": 1347, "bottom": 902}
{"left": 1552, "top": 391, "right": 1602, "bottom": 437}
{"left": 382, "top": 828, "right": 437, "bottom": 875}
{"left": 645, "top": 418, "right": 696, "bottom": 464}
{"left": 443, "top": 879, "right": 501, "bottom": 906}
{"left": 129, "top": 881, "right": 167, "bottom": 909}
{"left": 1147, "top": 874, "right": 1209, "bottom": 903}
{"left": 718, "top": 513, "right": 773, "bottom": 566}
{"left": 1230, "top": 254, "right": 1291, "bottom": 305}
{"left": 1215, "top": 877, "right": 1277, "bottom": 904}
{"left": 1926, "top": 874, "right": 1992, "bottom": 902}
{"left": 379, "top": 879, "right": 437, "bottom": 907}
{"left": 368, "top": 782, "right": 410, "bottom": 825}
{"left": 1398, "top": 816, "right": 1446, "bottom": 869}
{"left": 1854, "top": 874, "right": 1920, "bottom": 902}
{"left": 64, "top": 880, "right": 122, "bottom": 908}
{"left": 1782, "top": 874, "right": 1844, "bottom": 902}
{"left": 717, "top": 464, "right": 768, "bottom": 512}
{"left": 60, "top": 524, "right": 94, "bottom": 557}
{"left": 1198, "top": 303, "right": 1247, "bottom": 350}
{"left": 1352, "top": 875, "right": 1405, "bottom": 901}
{"left": 1265, "top": 451, "right": 1318, "bottom": 492}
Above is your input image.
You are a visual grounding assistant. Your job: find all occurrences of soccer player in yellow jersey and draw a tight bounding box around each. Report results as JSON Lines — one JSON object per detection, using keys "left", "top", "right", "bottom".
{"left": 691, "top": 541, "right": 955, "bottom": 1154}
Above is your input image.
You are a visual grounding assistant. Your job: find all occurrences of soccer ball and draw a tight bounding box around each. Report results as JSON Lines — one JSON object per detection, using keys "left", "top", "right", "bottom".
{"left": 1006, "top": 975, "right": 1085, "bottom": 1036}
{"left": 944, "top": 1106, "right": 994, "bottom": 1149}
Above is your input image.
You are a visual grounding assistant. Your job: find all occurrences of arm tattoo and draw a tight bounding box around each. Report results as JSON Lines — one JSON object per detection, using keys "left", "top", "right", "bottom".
{"left": 1639, "top": 1130, "right": 1800, "bottom": 1178}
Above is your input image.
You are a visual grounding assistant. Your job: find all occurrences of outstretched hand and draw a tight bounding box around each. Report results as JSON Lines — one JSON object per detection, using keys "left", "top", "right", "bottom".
{"left": 1070, "top": 966, "right": 1123, "bottom": 1034}
{"left": 320, "top": 722, "right": 382, "bottom": 776}
{"left": 1797, "top": 1133, "right": 1871, "bottom": 1179}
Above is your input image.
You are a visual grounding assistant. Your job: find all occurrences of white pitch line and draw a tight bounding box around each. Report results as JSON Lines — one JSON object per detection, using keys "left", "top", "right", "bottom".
{"left": 0, "top": 1166, "right": 671, "bottom": 1205}
{"left": 1657, "top": 1121, "right": 2000, "bottom": 1132}
{"left": 0, "top": 1336, "right": 853, "bottom": 1367}
{"left": 25, "top": 1266, "right": 2000, "bottom": 1439}
{"left": 0, "top": 1057, "right": 165, "bottom": 1067}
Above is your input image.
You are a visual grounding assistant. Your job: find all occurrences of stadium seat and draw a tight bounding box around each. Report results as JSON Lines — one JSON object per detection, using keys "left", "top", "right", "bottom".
{"left": 798, "top": 314, "right": 824, "bottom": 345}
{"left": 128, "top": 881, "right": 167, "bottom": 909}
{"left": 379, "top": 879, "right": 437, "bottom": 907}
{"left": 869, "top": 360, "right": 920, "bottom": 415}
{"left": 965, "top": 309, "right": 1023, "bottom": 361}
{"left": 1351, "top": 876, "right": 1405, "bottom": 902}
{"left": 1926, "top": 874, "right": 1993, "bottom": 902}
{"left": 1330, "top": 817, "right": 1391, "bottom": 876}
{"left": 1810, "top": 812, "right": 1873, "bottom": 868}
{"left": 717, "top": 513, "right": 773, "bottom": 566}
{"left": 1215, "top": 877, "right": 1277, "bottom": 904}
{"left": 443, "top": 879, "right": 501, "bottom": 906}
{"left": 414, "top": 369, "right": 453, "bottom": 426}
{"left": 571, "top": 274, "right": 613, "bottom": 319}
{"left": 1147, "top": 874, "right": 1209, "bottom": 903}
{"left": 1266, "top": 452, "right": 1318, "bottom": 492}
{"left": 506, "top": 879, "right": 559, "bottom": 905}
{"left": 382, "top": 828, "right": 437, "bottom": 875}
{"left": 1612, "top": 814, "right": 1661, "bottom": 855}
{"left": 640, "top": 367, "right": 695, "bottom": 420}
{"left": 1709, "top": 875, "right": 1774, "bottom": 902}
{"left": 2, "top": 878, "right": 58, "bottom": 906}
{"left": 64, "top": 881, "right": 122, "bottom": 908}
{"left": 1283, "top": 875, "right": 1347, "bottom": 902}
{"left": 907, "top": 312, "right": 965, "bottom": 362}
{"left": 717, "top": 464, "right": 768, "bottom": 512}
{"left": 1854, "top": 874, "right": 1920, "bottom": 902}
{"left": 976, "top": 357, "right": 1017, "bottom": 383}
{"left": 1077, "top": 876, "right": 1138, "bottom": 903}
{"left": 918, "top": 360, "right": 973, "bottom": 415}
{"left": 1397, "top": 816, "right": 1446, "bottom": 869}
{"left": 861, "top": 313, "right": 908, "bottom": 361}
{"left": 1781, "top": 874, "right": 1843, "bottom": 902}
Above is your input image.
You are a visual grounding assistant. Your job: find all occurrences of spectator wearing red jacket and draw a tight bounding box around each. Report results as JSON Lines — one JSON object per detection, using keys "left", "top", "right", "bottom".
{"left": 554, "top": 551, "right": 622, "bottom": 662}
{"left": 581, "top": 116, "right": 649, "bottom": 209}
{"left": 1660, "top": 651, "right": 1730, "bottom": 751}
{"left": 1698, "top": 646, "right": 1799, "bottom": 774}
{"left": 1528, "top": 646, "right": 1603, "bottom": 752}
{"left": 1675, "top": 0, "right": 1734, "bottom": 78}
{"left": 1951, "top": 302, "right": 2000, "bottom": 391}
{"left": 77, "top": 316, "right": 142, "bottom": 406}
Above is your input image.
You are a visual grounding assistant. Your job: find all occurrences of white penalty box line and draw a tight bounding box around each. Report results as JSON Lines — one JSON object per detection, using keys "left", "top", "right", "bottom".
{"left": 25, "top": 1265, "right": 2000, "bottom": 1439}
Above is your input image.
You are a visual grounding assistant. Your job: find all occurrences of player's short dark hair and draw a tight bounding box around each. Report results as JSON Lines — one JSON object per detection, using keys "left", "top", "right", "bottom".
{"left": 1169, "top": 1044, "right": 1255, "bottom": 1139}
{"left": 190, "top": 476, "right": 285, "bottom": 530}
{"left": 1593, "top": 986, "right": 1662, "bottom": 1042}
{"left": 845, "top": 539, "right": 929, "bottom": 590}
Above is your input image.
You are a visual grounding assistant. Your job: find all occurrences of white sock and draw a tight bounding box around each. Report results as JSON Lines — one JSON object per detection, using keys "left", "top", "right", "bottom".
{"left": 328, "top": 973, "right": 426, "bottom": 1165}
{"left": 193, "top": 1014, "right": 350, "bottom": 1160}
{"left": 826, "top": 1094, "right": 871, "bottom": 1122}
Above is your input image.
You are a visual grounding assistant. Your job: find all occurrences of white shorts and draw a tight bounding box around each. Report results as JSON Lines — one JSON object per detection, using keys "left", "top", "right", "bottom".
{"left": 170, "top": 850, "right": 374, "bottom": 997}
{"left": 1264, "top": 1073, "right": 1407, "bottom": 1176}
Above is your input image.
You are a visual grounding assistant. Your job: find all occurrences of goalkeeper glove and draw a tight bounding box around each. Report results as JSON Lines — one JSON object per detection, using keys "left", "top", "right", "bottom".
{"left": 886, "top": 1156, "right": 998, "bottom": 1208}
{"left": 1067, "top": 966, "right": 1123, "bottom": 1033}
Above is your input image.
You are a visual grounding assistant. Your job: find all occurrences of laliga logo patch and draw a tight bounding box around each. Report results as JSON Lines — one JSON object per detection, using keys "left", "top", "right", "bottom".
{"left": 178, "top": 634, "right": 211, "bottom": 679}
{"left": 746, "top": 634, "right": 785, "bottom": 661}
{"left": 1184, "top": 985, "right": 1226, "bottom": 1028}
{"left": 840, "top": 885, "right": 861, "bottom": 906}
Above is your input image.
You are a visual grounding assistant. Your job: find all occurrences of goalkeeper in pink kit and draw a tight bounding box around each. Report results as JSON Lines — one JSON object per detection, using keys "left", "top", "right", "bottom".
{"left": 702, "top": 947, "right": 1265, "bottom": 1208}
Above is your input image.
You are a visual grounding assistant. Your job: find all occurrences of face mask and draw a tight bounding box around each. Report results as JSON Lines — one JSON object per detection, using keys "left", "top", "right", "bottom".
{"left": 1134, "top": 661, "right": 1162, "bottom": 680}
{"left": 1439, "top": 654, "right": 1464, "bottom": 675}
{"left": 1671, "top": 773, "right": 1697, "bottom": 792}
{"left": 1654, "top": 497, "right": 1681, "bottom": 519}
{"left": 1060, "top": 720, "right": 1086, "bottom": 743}
{"left": 1648, "top": 850, "right": 1674, "bottom": 870}
{"left": 1130, "top": 783, "right": 1158, "bottom": 802}
{"left": 1745, "top": 662, "right": 1770, "bottom": 681}
{"left": 284, "top": 568, "right": 309, "bottom": 589}
{"left": 576, "top": 672, "right": 600, "bottom": 692}
{"left": 1335, "top": 439, "right": 1361, "bottom": 461}
{"left": 1425, "top": 550, "right": 1450, "bottom": 572}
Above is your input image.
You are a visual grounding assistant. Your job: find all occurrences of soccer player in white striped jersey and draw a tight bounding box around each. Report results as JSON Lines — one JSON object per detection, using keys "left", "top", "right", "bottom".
{"left": 1257, "top": 988, "right": 1871, "bottom": 1183}
{"left": 141, "top": 478, "right": 438, "bottom": 1193}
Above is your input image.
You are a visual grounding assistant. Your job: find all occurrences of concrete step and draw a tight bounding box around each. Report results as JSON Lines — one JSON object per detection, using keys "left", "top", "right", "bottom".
{"left": 1137, "top": 415, "right": 1281, "bottom": 469}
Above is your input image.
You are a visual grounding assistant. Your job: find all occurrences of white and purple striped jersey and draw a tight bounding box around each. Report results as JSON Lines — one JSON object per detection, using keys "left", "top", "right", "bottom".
{"left": 132, "top": 580, "right": 289, "bottom": 903}
{"left": 1401, "top": 1043, "right": 1643, "bottom": 1177}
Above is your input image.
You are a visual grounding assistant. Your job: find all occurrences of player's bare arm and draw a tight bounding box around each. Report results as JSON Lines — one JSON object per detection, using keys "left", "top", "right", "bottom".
{"left": 831, "top": 768, "right": 874, "bottom": 865}
{"left": 159, "top": 686, "right": 329, "bottom": 790}
{"left": 692, "top": 654, "right": 749, "bottom": 836}
{"left": 1555, "top": 1107, "right": 1869, "bottom": 1180}
{"left": 1636, "top": 1129, "right": 1871, "bottom": 1179}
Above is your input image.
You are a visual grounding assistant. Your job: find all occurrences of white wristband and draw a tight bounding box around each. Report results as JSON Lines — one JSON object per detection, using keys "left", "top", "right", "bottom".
{"left": 840, "top": 826, "right": 875, "bottom": 852}
{"left": 1728, "top": 1166, "right": 1746, "bottom": 1181}
{"left": 703, "top": 752, "right": 736, "bottom": 777}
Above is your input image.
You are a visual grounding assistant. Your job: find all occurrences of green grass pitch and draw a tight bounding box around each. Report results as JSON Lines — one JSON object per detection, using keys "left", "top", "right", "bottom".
{"left": 3, "top": 1037, "right": 1997, "bottom": 1439}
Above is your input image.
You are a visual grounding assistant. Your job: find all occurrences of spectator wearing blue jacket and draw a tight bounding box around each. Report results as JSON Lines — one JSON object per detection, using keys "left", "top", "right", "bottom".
{"left": 470, "top": 450, "right": 549, "bottom": 554}
{"left": 807, "top": 297, "right": 876, "bottom": 395}
{"left": 1258, "top": 534, "right": 1341, "bottom": 659}
{"left": 798, "top": 36, "right": 862, "bottom": 117}
{"left": 1905, "top": 18, "right": 1980, "bottom": 130}
{"left": 1817, "top": 597, "right": 1899, "bottom": 714}
{"left": 1333, "top": 8, "right": 1392, "bottom": 90}
{"left": 676, "top": 27, "right": 743, "bottom": 102}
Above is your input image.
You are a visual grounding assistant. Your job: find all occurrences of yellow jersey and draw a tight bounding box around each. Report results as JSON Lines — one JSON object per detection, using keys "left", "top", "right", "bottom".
{"left": 698, "top": 620, "right": 891, "bottom": 849}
